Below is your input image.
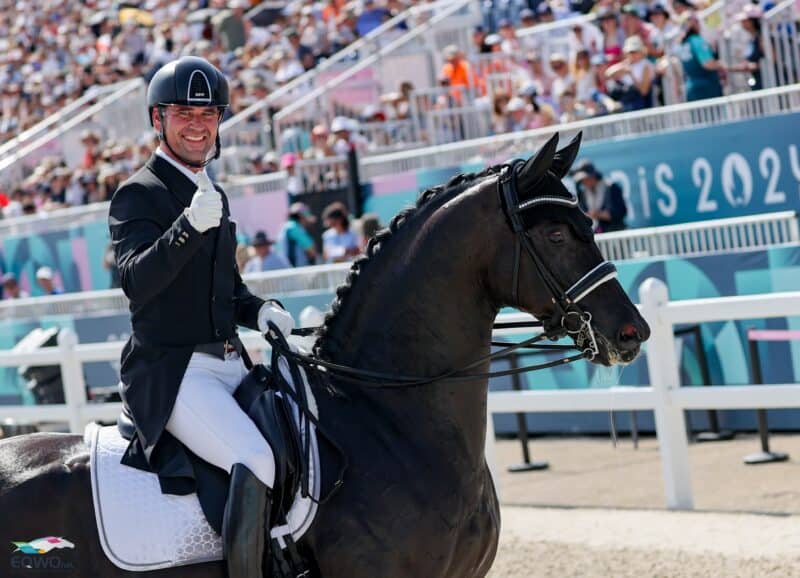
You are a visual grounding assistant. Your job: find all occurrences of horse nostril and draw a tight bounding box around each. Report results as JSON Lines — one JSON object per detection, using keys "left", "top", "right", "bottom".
{"left": 619, "top": 323, "right": 641, "bottom": 344}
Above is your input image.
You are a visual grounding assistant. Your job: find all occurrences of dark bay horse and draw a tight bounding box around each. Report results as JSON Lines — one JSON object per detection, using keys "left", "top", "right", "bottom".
{"left": 0, "top": 133, "right": 649, "bottom": 577}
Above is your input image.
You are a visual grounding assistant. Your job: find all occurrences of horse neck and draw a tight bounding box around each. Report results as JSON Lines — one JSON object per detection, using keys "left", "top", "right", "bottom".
{"left": 319, "top": 183, "right": 501, "bottom": 457}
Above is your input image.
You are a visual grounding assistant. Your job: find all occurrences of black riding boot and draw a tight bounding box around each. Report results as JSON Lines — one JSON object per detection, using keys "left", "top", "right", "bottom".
{"left": 223, "top": 463, "right": 272, "bottom": 578}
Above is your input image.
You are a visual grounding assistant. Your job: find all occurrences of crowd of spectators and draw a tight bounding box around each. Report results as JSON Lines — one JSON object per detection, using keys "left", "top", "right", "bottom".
{"left": 266, "top": 0, "right": 773, "bottom": 161}
{"left": 236, "top": 201, "right": 381, "bottom": 274}
{"left": 0, "top": 0, "right": 783, "bottom": 292}
{"left": 431, "top": 0, "right": 770, "bottom": 130}
{"left": 0, "top": 0, "right": 417, "bottom": 219}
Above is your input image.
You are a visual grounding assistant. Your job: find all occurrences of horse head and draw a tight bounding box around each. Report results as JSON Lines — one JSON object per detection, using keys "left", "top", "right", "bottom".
{"left": 487, "top": 132, "right": 649, "bottom": 365}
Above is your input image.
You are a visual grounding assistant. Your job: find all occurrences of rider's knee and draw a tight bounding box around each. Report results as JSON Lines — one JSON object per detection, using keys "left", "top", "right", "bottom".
{"left": 235, "top": 447, "right": 275, "bottom": 489}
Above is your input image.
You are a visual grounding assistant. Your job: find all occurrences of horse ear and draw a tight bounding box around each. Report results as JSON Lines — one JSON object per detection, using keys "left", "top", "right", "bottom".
{"left": 518, "top": 132, "right": 559, "bottom": 189}
{"left": 551, "top": 131, "right": 583, "bottom": 179}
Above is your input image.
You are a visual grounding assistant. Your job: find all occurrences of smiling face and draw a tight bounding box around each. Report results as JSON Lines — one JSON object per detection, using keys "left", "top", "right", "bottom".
{"left": 152, "top": 104, "right": 221, "bottom": 168}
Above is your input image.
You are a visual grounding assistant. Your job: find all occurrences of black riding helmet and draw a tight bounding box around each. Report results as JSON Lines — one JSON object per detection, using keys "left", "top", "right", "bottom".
{"left": 147, "top": 56, "right": 229, "bottom": 168}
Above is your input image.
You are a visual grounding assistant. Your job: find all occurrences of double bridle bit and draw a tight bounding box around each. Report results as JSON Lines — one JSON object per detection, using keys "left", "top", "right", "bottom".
{"left": 270, "top": 161, "right": 619, "bottom": 388}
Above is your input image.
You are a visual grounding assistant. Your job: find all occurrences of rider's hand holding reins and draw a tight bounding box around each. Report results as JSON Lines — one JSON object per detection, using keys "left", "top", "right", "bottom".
{"left": 258, "top": 300, "right": 295, "bottom": 338}
{"left": 184, "top": 172, "right": 222, "bottom": 233}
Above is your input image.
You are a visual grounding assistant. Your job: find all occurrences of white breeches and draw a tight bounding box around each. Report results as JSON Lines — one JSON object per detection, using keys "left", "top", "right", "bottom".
{"left": 165, "top": 352, "right": 275, "bottom": 488}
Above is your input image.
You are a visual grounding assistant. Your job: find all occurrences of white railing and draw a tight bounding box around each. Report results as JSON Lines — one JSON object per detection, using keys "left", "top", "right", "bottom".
{"left": 761, "top": 0, "right": 800, "bottom": 89}
{"left": 0, "top": 81, "right": 130, "bottom": 162}
{"left": 359, "top": 83, "right": 800, "bottom": 180}
{"left": 271, "top": 0, "right": 478, "bottom": 150}
{"left": 0, "top": 202, "right": 110, "bottom": 238}
{"left": 3, "top": 281, "right": 800, "bottom": 511}
{"left": 596, "top": 211, "right": 800, "bottom": 261}
{"left": 514, "top": 13, "right": 596, "bottom": 63}
{"left": 225, "top": 171, "right": 287, "bottom": 198}
{"left": 1, "top": 211, "right": 796, "bottom": 321}
{"left": 425, "top": 106, "right": 493, "bottom": 145}
{"left": 486, "top": 278, "right": 800, "bottom": 510}
{"left": 660, "top": 0, "right": 745, "bottom": 104}
{"left": 0, "top": 79, "right": 147, "bottom": 187}
{"left": 0, "top": 263, "right": 354, "bottom": 322}
{"left": 219, "top": 0, "right": 475, "bottom": 151}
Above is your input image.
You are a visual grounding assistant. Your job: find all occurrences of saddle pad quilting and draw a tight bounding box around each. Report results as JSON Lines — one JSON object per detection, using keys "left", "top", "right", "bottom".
{"left": 88, "top": 422, "right": 223, "bottom": 571}
{"left": 88, "top": 352, "right": 322, "bottom": 572}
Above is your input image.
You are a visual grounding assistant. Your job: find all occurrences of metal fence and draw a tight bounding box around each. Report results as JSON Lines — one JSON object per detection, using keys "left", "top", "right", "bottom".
{"left": 2, "top": 211, "right": 796, "bottom": 322}
{"left": 762, "top": 0, "right": 800, "bottom": 89}
{"left": 271, "top": 0, "right": 478, "bottom": 152}
{"left": 0, "top": 79, "right": 147, "bottom": 188}
{"left": 359, "top": 83, "right": 800, "bottom": 180}
{"left": 219, "top": 0, "right": 476, "bottom": 154}
{"left": 597, "top": 211, "right": 800, "bottom": 261}
{"left": 0, "top": 82, "right": 132, "bottom": 164}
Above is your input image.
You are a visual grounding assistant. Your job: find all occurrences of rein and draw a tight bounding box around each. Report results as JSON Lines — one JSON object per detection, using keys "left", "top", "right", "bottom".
{"left": 275, "top": 320, "right": 585, "bottom": 389}
{"left": 270, "top": 161, "right": 619, "bottom": 389}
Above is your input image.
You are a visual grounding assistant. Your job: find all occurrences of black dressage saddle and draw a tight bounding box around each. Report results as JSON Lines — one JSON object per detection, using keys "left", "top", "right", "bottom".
{"left": 116, "top": 362, "right": 303, "bottom": 520}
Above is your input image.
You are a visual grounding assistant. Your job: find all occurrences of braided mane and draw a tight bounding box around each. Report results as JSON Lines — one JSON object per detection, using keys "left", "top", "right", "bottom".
{"left": 313, "top": 165, "right": 502, "bottom": 360}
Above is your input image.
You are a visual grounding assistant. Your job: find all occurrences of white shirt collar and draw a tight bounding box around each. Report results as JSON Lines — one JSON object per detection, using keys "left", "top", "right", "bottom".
{"left": 155, "top": 146, "right": 208, "bottom": 185}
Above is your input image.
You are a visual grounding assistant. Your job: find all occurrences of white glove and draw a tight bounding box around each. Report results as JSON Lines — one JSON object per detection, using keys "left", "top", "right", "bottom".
{"left": 257, "top": 301, "right": 295, "bottom": 337}
{"left": 184, "top": 173, "right": 222, "bottom": 233}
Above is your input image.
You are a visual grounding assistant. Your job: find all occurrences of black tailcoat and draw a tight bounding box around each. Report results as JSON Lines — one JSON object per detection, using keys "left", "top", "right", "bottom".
{"left": 108, "top": 154, "right": 264, "bottom": 530}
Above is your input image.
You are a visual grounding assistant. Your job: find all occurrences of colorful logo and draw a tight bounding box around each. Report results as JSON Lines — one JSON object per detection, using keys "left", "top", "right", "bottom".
{"left": 11, "top": 537, "right": 75, "bottom": 555}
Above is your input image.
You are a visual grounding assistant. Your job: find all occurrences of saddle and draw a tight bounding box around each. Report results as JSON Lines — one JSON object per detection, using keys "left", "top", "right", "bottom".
{"left": 116, "top": 364, "right": 301, "bottom": 522}
{"left": 107, "top": 343, "right": 332, "bottom": 576}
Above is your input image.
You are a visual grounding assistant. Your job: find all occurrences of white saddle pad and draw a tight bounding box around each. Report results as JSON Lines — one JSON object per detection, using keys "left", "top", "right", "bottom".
{"left": 87, "top": 355, "right": 321, "bottom": 572}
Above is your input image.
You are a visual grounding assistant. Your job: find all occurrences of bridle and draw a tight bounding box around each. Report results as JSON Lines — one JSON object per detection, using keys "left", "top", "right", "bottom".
{"left": 270, "top": 160, "right": 619, "bottom": 387}
{"left": 498, "top": 159, "right": 618, "bottom": 362}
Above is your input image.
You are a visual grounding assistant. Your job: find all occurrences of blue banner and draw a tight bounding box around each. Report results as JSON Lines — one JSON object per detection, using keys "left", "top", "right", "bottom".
{"left": 578, "top": 112, "right": 800, "bottom": 228}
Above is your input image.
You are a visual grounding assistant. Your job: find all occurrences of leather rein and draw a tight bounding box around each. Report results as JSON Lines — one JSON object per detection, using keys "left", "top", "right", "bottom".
{"left": 269, "top": 161, "right": 619, "bottom": 388}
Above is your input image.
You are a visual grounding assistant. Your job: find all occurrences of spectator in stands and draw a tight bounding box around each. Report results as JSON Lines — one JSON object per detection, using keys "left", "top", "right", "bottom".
{"left": 492, "top": 90, "right": 512, "bottom": 134}
{"left": 620, "top": 4, "right": 654, "bottom": 54}
{"left": 261, "top": 151, "right": 280, "bottom": 173}
{"left": 521, "top": 51, "right": 554, "bottom": 99}
{"left": 498, "top": 19, "right": 520, "bottom": 55}
{"left": 321, "top": 202, "right": 360, "bottom": 263}
{"left": 536, "top": 2, "right": 556, "bottom": 25}
{"left": 729, "top": 5, "right": 764, "bottom": 91}
{"left": 278, "top": 202, "right": 318, "bottom": 267}
{"left": 605, "top": 35, "right": 655, "bottom": 111}
{"left": 549, "top": 52, "right": 574, "bottom": 104}
{"left": 330, "top": 116, "right": 367, "bottom": 156}
{"left": 672, "top": 0, "right": 696, "bottom": 19}
{"left": 355, "top": 212, "right": 382, "bottom": 252}
{"left": 379, "top": 84, "right": 411, "bottom": 121}
{"left": 356, "top": 0, "right": 391, "bottom": 36}
{"left": 505, "top": 96, "right": 531, "bottom": 132}
{"left": 440, "top": 44, "right": 480, "bottom": 104}
{"left": 519, "top": 8, "right": 537, "bottom": 31}
{"left": 1, "top": 272, "right": 29, "bottom": 300}
{"left": 80, "top": 129, "right": 103, "bottom": 170}
{"left": 243, "top": 231, "right": 291, "bottom": 273}
{"left": 472, "top": 25, "right": 491, "bottom": 54}
{"left": 572, "top": 49, "right": 598, "bottom": 105}
{"left": 285, "top": 27, "right": 316, "bottom": 71}
{"left": 35, "top": 267, "right": 62, "bottom": 296}
{"left": 646, "top": 3, "right": 677, "bottom": 59}
{"left": 212, "top": 0, "right": 250, "bottom": 53}
{"left": 597, "top": 7, "right": 625, "bottom": 65}
{"left": 571, "top": 159, "right": 627, "bottom": 232}
{"left": 281, "top": 153, "right": 304, "bottom": 195}
{"left": 303, "top": 123, "right": 335, "bottom": 159}
{"left": 678, "top": 13, "right": 725, "bottom": 101}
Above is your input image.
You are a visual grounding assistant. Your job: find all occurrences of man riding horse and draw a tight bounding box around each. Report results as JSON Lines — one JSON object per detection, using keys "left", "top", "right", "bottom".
{"left": 108, "top": 55, "right": 294, "bottom": 578}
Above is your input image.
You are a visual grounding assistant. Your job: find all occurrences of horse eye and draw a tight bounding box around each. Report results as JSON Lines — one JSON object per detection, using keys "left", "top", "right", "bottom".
{"left": 548, "top": 230, "right": 565, "bottom": 244}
